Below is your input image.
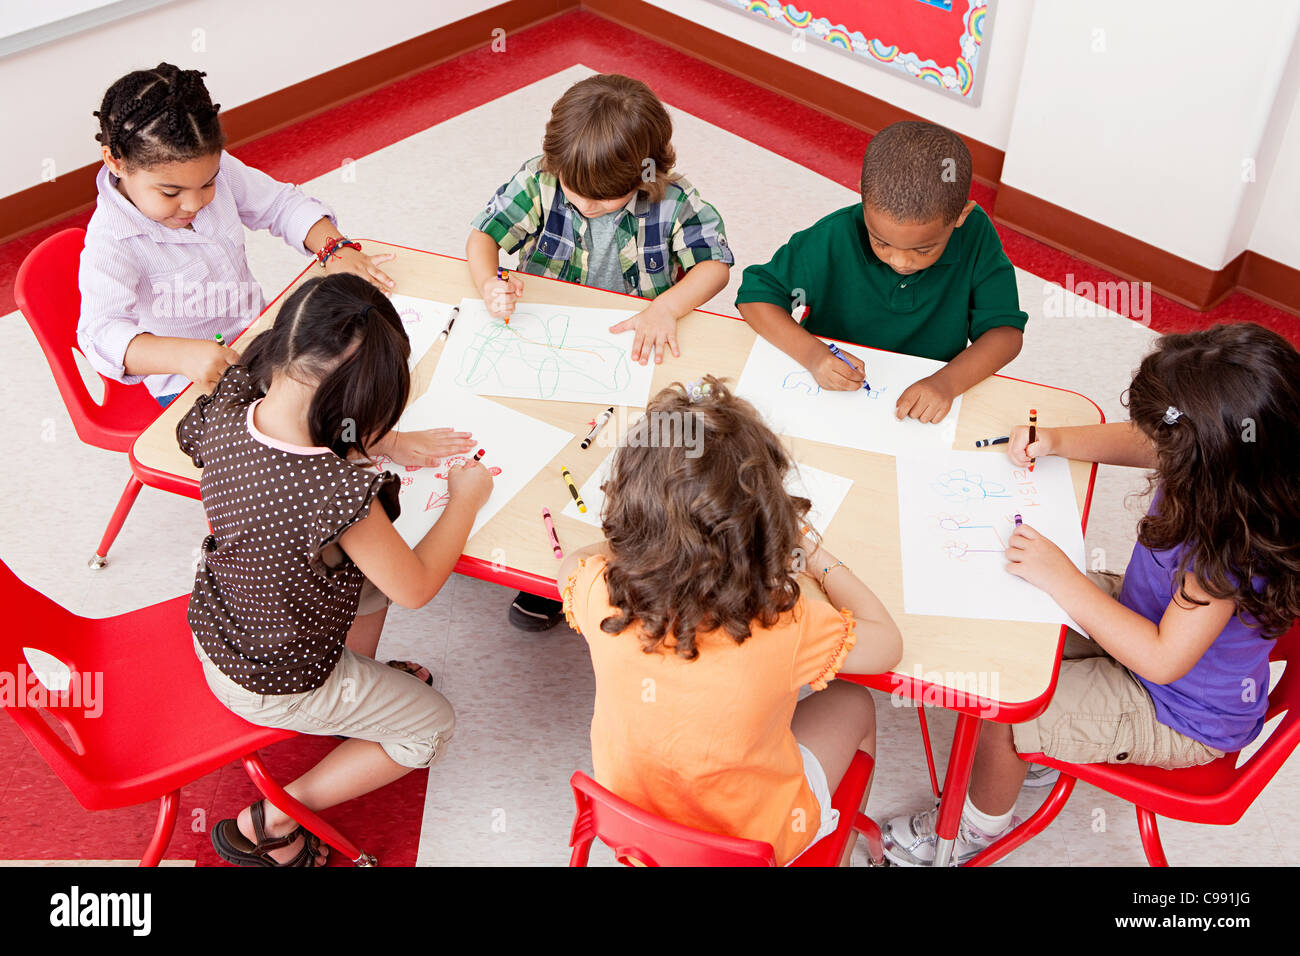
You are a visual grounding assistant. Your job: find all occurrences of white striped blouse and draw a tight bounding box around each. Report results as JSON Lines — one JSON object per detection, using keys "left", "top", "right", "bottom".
{"left": 77, "top": 150, "right": 335, "bottom": 397}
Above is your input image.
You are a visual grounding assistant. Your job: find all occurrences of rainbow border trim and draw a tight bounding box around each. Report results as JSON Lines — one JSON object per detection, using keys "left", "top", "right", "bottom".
{"left": 719, "top": 0, "right": 989, "bottom": 102}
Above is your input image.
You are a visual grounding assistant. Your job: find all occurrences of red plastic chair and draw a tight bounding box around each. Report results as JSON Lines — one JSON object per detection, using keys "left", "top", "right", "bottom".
{"left": 969, "top": 621, "right": 1300, "bottom": 866}
{"left": 0, "top": 557, "right": 375, "bottom": 866}
{"left": 568, "top": 750, "right": 885, "bottom": 866}
{"left": 13, "top": 228, "right": 164, "bottom": 569}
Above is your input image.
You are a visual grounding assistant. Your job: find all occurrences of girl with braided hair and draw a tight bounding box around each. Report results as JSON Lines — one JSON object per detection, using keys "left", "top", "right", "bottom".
{"left": 79, "top": 64, "right": 473, "bottom": 471}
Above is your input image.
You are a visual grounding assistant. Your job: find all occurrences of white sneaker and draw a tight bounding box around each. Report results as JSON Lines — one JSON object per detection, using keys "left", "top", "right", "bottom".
{"left": 1022, "top": 764, "right": 1060, "bottom": 789}
{"left": 881, "top": 805, "right": 1019, "bottom": 866}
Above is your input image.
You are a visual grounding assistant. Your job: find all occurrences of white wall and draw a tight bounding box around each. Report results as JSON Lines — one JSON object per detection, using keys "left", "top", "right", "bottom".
{"left": 1247, "top": 50, "right": 1300, "bottom": 267}
{"left": 0, "top": 0, "right": 502, "bottom": 198}
{"left": 1000, "top": 0, "right": 1300, "bottom": 271}
{"left": 647, "top": 0, "right": 1036, "bottom": 150}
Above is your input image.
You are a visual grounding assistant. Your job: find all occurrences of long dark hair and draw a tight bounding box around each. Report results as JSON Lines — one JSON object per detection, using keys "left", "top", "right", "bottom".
{"left": 599, "top": 376, "right": 812, "bottom": 659}
{"left": 1126, "top": 322, "right": 1300, "bottom": 637}
{"left": 95, "top": 63, "right": 226, "bottom": 168}
{"left": 240, "top": 274, "right": 410, "bottom": 460}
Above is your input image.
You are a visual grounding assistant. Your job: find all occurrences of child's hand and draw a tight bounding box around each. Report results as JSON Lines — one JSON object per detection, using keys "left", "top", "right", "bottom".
{"left": 1007, "top": 424, "right": 1055, "bottom": 467}
{"left": 1004, "top": 523, "right": 1079, "bottom": 594}
{"left": 609, "top": 301, "right": 678, "bottom": 365}
{"left": 184, "top": 341, "right": 239, "bottom": 394}
{"left": 446, "top": 459, "right": 493, "bottom": 510}
{"left": 810, "top": 346, "right": 866, "bottom": 391}
{"left": 895, "top": 374, "right": 954, "bottom": 423}
{"left": 481, "top": 273, "right": 525, "bottom": 319}
{"left": 388, "top": 428, "right": 476, "bottom": 466}
{"left": 327, "top": 246, "right": 397, "bottom": 293}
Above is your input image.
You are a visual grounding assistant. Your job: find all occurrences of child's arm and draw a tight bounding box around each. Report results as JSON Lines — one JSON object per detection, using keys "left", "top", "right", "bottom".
{"left": 805, "top": 542, "right": 903, "bottom": 675}
{"left": 303, "top": 218, "right": 396, "bottom": 293}
{"left": 123, "top": 334, "right": 238, "bottom": 394}
{"left": 609, "top": 260, "right": 730, "bottom": 365}
{"left": 339, "top": 461, "right": 493, "bottom": 608}
{"left": 894, "top": 326, "right": 1023, "bottom": 424}
{"left": 1008, "top": 421, "right": 1157, "bottom": 469}
{"left": 369, "top": 427, "right": 475, "bottom": 466}
{"left": 1006, "top": 524, "right": 1234, "bottom": 684}
{"left": 738, "top": 301, "right": 867, "bottom": 391}
{"left": 557, "top": 541, "right": 610, "bottom": 589}
{"left": 466, "top": 229, "right": 526, "bottom": 319}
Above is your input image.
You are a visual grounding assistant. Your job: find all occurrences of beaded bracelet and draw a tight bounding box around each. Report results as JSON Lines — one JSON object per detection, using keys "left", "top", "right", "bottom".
{"left": 316, "top": 236, "right": 361, "bottom": 268}
{"left": 818, "top": 560, "right": 848, "bottom": 589}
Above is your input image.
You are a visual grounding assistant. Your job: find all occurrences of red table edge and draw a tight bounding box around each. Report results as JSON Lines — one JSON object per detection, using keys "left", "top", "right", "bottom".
{"left": 129, "top": 241, "right": 1110, "bottom": 685}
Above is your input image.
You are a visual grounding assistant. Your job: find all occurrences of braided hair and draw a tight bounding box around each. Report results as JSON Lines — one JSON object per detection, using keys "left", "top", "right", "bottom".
{"left": 94, "top": 63, "right": 225, "bottom": 169}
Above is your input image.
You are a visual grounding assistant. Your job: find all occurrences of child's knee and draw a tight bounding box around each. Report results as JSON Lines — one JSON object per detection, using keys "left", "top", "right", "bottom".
{"left": 386, "top": 692, "right": 456, "bottom": 769}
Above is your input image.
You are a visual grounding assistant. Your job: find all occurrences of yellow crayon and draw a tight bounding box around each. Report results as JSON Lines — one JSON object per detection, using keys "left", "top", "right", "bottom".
{"left": 561, "top": 465, "right": 585, "bottom": 513}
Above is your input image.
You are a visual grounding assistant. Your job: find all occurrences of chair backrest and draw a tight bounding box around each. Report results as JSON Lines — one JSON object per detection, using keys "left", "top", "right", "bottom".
{"left": 568, "top": 771, "right": 777, "bottom": 866}
{"left": 0, "top": 558, "right": 95, "bottom": 763}
{"left": 13, "top": 228, "right": 161, "bottom": 452}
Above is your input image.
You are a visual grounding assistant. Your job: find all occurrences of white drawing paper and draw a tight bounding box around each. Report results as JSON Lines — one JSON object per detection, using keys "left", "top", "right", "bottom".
{"left": 427, "top": 298, "right": 654, "bottom": 406}
{"left": 562, "top": 454, "right": 853, "bottom": 537}
{"left": 895, "top": 452, "right": 1086, "bottom": 628}
{"left": 387, "top": 293, "right": 456, "bottom": 371}
{"left": 735, "top": 334, "right": 961, "bottom": 457}
{"left": 785, "top": 462, "right": 854, "bottom": 535}
{"left": 377, "top": 385, "right": 571, "bottom": 545}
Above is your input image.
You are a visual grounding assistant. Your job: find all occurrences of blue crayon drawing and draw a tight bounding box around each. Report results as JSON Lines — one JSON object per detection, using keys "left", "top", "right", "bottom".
{"left": 932, "top": 469, "right": 1010, "bottom": 505}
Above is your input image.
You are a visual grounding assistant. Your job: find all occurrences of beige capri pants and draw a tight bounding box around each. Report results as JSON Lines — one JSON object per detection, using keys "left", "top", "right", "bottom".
{"left": 193, "top": 635, "right": 454, "bottom": 769}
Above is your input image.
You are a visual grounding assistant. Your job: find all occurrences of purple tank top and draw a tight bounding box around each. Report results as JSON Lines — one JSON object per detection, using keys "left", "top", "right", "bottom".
{"left": 1120, "top": 526, "right": 1274, "bottom": 752}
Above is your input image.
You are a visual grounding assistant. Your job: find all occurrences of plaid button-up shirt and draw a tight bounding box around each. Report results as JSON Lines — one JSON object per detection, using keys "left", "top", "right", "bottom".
{"left": 470, "top": 156, "right": 733, "bottom": 299}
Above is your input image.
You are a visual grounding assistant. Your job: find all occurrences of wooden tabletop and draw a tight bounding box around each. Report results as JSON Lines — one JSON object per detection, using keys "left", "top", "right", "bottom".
{"left": 132, "top": 241, "right": 1103, "bottom": 712}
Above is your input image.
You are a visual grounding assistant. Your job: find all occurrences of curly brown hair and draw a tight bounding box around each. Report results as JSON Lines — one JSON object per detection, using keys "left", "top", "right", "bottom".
{"left": 1126, "top": 322, "right": 1300, "bottom": 638}
{"left": 598, "top": 377, "right": 814, "bottom": 659}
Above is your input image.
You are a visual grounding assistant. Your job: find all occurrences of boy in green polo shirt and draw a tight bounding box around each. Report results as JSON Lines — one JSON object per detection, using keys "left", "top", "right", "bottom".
{"left": 736, "top": 121, "right": 1026, "bottom": 424}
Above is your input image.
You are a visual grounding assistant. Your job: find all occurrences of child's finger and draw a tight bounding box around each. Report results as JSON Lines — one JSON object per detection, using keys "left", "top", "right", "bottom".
{"left": 632, "top": 330, "right": 647, "bottom": 364}
{"left": 668, "top": 330, "right": 680, "bottom": 358}
{"left": 609, "top": 318, "right": 635, "bottom": 334}
{"left": 895, "top": 390, "right": 919, "bottom": 421}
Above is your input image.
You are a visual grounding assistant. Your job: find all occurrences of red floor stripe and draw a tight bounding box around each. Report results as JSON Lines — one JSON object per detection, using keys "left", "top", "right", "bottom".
{"left": 2, "top": 10, "right": 1295, "bottom": 344}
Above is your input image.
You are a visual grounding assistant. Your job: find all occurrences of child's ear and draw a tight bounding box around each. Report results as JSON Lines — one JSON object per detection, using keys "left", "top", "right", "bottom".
{"left": 953, "top": 199, "right": 977, "bottom": 228}
{"left": 101, "top": 145, "right": 124, "bottom": 177}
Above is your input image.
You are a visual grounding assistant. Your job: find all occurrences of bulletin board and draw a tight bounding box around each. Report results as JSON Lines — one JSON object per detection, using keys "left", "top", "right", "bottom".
{"left": 713, "top": 0, "right": 992, "bottom": 105}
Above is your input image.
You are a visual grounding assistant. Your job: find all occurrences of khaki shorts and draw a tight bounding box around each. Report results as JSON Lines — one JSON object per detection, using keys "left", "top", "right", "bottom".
{"left": 1011, "top": 572, "right": 1225, "bottom": 770}
{"left": 194, "top": 635, "right": 454, "bottom": 769}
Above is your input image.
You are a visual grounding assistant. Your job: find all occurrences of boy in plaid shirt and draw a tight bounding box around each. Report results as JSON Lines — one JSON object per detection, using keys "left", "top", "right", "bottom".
{"left": 467, "top": 73, "right": 733, "bottom": 632}
{"left": 467, "top": 73, "right": 733, "bottom": 369}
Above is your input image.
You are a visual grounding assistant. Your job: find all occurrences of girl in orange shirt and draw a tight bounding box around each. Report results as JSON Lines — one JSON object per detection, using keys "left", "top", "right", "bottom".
{"left": 560, "top": 376, "right": 903, "bottom": 864}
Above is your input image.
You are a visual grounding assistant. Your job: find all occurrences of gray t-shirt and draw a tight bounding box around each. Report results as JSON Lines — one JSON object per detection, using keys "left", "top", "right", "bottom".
{"left": 583, "top": 211, "right": 628, "bottom": 294}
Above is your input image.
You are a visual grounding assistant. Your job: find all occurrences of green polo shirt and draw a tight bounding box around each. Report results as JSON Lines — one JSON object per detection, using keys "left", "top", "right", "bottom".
{"left": 735, "top": 203, "right": 1027, "bottom": 362}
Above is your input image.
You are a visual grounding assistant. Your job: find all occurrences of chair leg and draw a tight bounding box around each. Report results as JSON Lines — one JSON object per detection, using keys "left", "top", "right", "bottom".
{"left": 568, "top": 838, "right": 593, "bottom": 867}
{"left": 916, "top": 706, "right": 941, "bottom": 798}
{"left": 965, "top": 774, "right": 1077, "bottom": 867}
{"left": 854, "top": 812, "right": 887, "bottom": 865}
{"left": 89, "top": 475, "right": 143, "bottom": 569}
{"left": 139, "top": 790, "right": 179, "bottom": 867}
{"left": 1136, "top": 808, "right": 1169, "bottom": 866}
{"left": 241, "top": 752, "right": 376, "bottom": 866}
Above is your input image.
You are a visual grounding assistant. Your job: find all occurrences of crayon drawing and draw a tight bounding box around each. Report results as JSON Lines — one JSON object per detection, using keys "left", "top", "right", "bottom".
{"left": 428, "top": 298, "right": 654, "bottom": 407}
{"left": 380, "top": 384, "right": 571, "bottom": 546}
{"left": 387, "top": 293, "right": 455, "bottom": 371}
{"left": 896, "top": 451, "right": 1087, "bottom": 628}
{"left": 736, "top": 334, "right": 959, "bottom": 457}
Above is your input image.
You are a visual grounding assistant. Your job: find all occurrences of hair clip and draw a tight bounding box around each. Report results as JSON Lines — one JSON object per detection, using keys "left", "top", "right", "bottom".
{"left": 1162, "top": 405, "right": 1183, "bottom": 425}
{"left": 687, "top": 379, "right": 713, "bottom": 403}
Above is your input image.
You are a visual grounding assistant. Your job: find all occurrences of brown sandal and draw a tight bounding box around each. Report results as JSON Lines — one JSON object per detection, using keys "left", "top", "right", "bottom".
{"left": 386, "top": 659, "right": 434, "bottom": 686}
{"left": 210, "top": 800, "right": 325, "bottom": 867}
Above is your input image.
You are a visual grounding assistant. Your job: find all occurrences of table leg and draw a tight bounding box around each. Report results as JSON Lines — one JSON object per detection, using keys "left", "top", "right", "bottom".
{"left": 930, "top": 711, "right": 982, "bottom": 867}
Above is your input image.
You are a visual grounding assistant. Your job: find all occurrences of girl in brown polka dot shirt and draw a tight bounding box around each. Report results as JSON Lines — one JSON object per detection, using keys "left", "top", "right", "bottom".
{"left": 179, "top": 273, "right": 494, "bottom": 866}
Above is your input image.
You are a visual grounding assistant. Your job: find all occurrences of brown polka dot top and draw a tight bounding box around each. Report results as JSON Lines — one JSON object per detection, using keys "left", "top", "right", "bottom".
{"left": 177, "top": 366, "right": 400, "bottom": 694}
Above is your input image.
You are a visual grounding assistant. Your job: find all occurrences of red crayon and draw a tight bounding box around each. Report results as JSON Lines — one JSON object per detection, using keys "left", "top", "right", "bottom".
{"left": 497, "top": 267, "right": 510, "bottom": 326}
{"left": 1028, "top": 408, "right": 1038, "bottom": 473}
{"left": 472, "top": 448, "right": 485, "bottom": 462}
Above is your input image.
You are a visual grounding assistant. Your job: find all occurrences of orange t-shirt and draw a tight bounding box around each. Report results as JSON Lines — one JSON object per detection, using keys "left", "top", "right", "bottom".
{"left": 562, "top": 555, "right": 857, "bottom": 865}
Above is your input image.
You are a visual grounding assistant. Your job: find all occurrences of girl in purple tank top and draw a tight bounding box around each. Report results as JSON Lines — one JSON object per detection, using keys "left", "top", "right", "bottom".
{"left": 882, "top": 322, "right": 1300, "bottom": 865}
